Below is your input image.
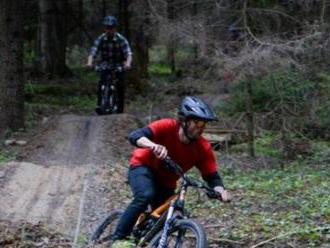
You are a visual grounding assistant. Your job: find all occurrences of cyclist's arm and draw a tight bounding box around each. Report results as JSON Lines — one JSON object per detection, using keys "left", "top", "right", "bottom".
{"left": 128, "top": 127, "right": 167, "bottom": 159}
{"left": 197, "top": 144, "right": 221, "bottom": 188}
{"left": 198, "top": 143, "right": 231, "bottom": 202}
{"left": 202, "top": 171, "right": 224, "bottom": 188}
{"left": 128, "top": 127, "right": 153, "bottom": 146}
{"left": 124, "top": 54, "right": 132, "bottom": 69}
{"left": 203, "top": 172, "right": 231, "bottom": 201}
{"left": 120, "top": 35, "right": 133, "bottom": 69}
{"left": 87, "top": 55, "right": 94, "bottom": 67}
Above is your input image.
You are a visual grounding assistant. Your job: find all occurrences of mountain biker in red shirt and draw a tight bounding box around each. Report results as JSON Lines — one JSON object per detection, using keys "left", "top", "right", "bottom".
{"left": 112, "top": 96, "right": 231, "bottom": 243}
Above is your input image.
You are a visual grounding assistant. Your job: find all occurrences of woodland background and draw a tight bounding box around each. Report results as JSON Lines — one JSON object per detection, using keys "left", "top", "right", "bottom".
{"left": 0, "top": 1, "right": 329, "bottom": 247}
{"left": 1, "top": 0, "right": 330, "bottom": 149}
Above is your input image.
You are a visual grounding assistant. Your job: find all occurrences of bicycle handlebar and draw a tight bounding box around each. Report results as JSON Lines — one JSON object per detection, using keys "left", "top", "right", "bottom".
{"left": 163, "top": 157, "right": 184, "bottom": 176}
{"left": 94, "top": 64, "right": 123, "bottom": 72}
{"left": 163, "top": 157, "right": 222, "bottom": 200}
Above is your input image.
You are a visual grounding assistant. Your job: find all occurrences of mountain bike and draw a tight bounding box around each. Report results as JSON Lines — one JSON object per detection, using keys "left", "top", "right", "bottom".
{"left": 89, "top": 158, "right": 222, "bottom": 248}
{"left": 95, "top": 64, "right": 123, "bottom": 115}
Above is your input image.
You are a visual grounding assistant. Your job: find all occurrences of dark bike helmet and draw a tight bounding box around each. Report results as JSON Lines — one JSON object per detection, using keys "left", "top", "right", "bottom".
{"left": 178, "top": 96, "right": 218, "bottom": 121}
{"left": 102, "top": 15, "right": 118, "bottom": 26}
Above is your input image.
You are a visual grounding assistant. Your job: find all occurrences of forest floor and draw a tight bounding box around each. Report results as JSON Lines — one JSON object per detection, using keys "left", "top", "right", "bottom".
{"left": 0, "top": 71, "right": 329, "bottom": 248}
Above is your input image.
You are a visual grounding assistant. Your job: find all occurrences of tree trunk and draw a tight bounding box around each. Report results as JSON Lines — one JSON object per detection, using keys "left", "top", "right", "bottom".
{"left": 192, "top": 1, "right": 198, "bottom": 60}
{"left": 167, "top": 0, "right": 176, "bottom": 73}
{"left": 0, "top": 0, "right": 25, "bottom": 139}
{"left": 39, "top": 0, "right": 71, "bottom": 78}
{"left": 118, "top": 0, "right": 130, "bottom": 40}
{"left": 76, "top": 0, "right": 84, "bottom": 45}
{"left": 102, "top": 0, "right": 107, "bottom": 18}
{"left": 128, "top": 1, "right": 149, "bottom": 85}
{"left": 246, "top": 79, "right": 255, "bottom": 158}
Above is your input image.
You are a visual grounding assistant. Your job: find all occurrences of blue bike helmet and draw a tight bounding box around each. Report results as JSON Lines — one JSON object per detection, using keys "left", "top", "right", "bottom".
{"left": 102, "top": 15, "right": 118, "bottom": 26}
{"left": 178, "top": 96, "right": 218, "bottom": 121}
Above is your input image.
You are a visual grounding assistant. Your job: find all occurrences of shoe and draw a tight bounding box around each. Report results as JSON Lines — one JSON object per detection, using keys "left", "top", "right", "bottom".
{"left": 111, "top": 239, "right": 135, "bottom": 248}
{"left": 95, "top": 106, "right": 103, "bottom": 115}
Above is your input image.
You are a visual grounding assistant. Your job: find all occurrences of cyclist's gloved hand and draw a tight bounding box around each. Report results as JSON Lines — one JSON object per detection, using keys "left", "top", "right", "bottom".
{"left": 152, "top": 144, "right": 168, "bottom": 160}
{"left": 213, "top": 186, "right": 231, "bottom": 202}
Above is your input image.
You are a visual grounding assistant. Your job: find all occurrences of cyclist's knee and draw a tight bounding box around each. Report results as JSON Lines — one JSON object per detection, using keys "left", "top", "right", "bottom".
{"left": 134, "top": 190, "right": 155, "bottom": 208}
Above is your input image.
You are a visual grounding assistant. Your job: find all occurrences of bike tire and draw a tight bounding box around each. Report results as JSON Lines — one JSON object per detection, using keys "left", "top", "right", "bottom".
{"left": 148, "top": 219, "right": 207, "bottom": 248}
{"left": 89, "top": 209, "right": 123, "bottom": 245}
{"left": 102, "top": 84, "right": 111, "bottom": 114}
{"left": 109, "top": 80, "right": 119, "bottom": 114}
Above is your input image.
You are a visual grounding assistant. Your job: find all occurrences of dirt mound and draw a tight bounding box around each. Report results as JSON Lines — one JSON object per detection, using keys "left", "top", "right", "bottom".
{"left": 0, "top": 114, "right": 141, "bottom": 243}
{"left": 21, "top": 114, "right": 142, "bottom": 166}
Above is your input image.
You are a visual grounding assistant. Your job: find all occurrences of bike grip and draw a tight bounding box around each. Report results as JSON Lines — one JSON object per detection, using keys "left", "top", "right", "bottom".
{"left": 206, "top": 189, "right": 222, "bottom": 200}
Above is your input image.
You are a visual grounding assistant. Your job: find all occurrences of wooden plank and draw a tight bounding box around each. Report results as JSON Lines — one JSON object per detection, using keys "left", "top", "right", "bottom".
{"left": 203, "top": 133, "right": 232, "bottom": 142}
{"left": 205, "top": 128, "right": 246, "bottom": 134}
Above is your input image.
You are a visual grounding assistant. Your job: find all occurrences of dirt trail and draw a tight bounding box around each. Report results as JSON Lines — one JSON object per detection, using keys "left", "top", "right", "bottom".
{"left": 0, "top": 162, "right": 88, "bottom": 232}
{"left": 0, "top": 114, "right": 140, "bottom": 240}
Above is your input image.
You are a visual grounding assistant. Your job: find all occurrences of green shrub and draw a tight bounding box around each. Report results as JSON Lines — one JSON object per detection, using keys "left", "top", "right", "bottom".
{"left": 222, "top": 70, "right": 330, "bottom": 138}
{"left": 225, "top": 70, "right": 316, "bottom": 114}
{"left": 0, "top": 149, "right": 15, "bottom": 163}
{"left": 255, "top": 131, "right": 282, "bottom": 157}
{"left": 148, "top": 63, "right": 171, "bottom": 75}
{"left": 66, "top": 45, "right": 88, "bottom": 68}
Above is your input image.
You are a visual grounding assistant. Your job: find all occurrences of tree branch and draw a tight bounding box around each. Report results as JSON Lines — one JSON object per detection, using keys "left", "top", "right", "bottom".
{"left": 209, "top": 237, "right": 245, "bottom": 245}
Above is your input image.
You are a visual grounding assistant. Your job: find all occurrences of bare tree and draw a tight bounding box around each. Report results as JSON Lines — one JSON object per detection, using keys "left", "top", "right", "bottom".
{"left": 0, "top": 0, "right": 25, "bottom": 139}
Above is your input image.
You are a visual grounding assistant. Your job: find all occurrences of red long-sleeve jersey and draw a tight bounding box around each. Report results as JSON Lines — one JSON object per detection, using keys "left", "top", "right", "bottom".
{"left": 129, "top": 119, "right": 218, "bottom": 189}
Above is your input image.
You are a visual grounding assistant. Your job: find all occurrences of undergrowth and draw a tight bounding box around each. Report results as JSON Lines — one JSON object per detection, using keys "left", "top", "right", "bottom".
{"left": 185, "top": 154, "right": 330, "bottom": 247}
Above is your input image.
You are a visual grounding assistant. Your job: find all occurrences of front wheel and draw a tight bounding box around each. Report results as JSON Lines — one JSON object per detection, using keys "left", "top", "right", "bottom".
{"left": 148, "top": 219, "right": 207, "bottom": 248}
{"left": 109, "top": 81, "right": 119, "bottom": 114}
{"left": 89, "top": 210, "right": 123, "bottom": 245}
{"left": 100, "top": 83, "right": 111, "bottom": 115}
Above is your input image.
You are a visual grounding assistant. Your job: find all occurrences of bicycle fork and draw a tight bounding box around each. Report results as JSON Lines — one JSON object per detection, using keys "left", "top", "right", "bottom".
{"left": 157, "top": 200, "right": 175, "bottom": 248}
{"left": 157, "top": 185, "right": 187, "bottom": 248}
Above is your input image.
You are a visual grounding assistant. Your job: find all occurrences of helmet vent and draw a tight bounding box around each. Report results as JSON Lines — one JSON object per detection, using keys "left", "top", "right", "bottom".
{"left": 184, "top": 105, "right": 193, "bottom": 111}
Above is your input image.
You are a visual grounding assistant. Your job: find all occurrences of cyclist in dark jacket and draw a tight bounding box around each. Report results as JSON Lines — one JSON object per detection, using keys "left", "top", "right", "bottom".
{"left": 87, "top": 15, "right": 132, "bottom": 113}
{"left": 112, "top": 96, "right": 231, "bottom": 245}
